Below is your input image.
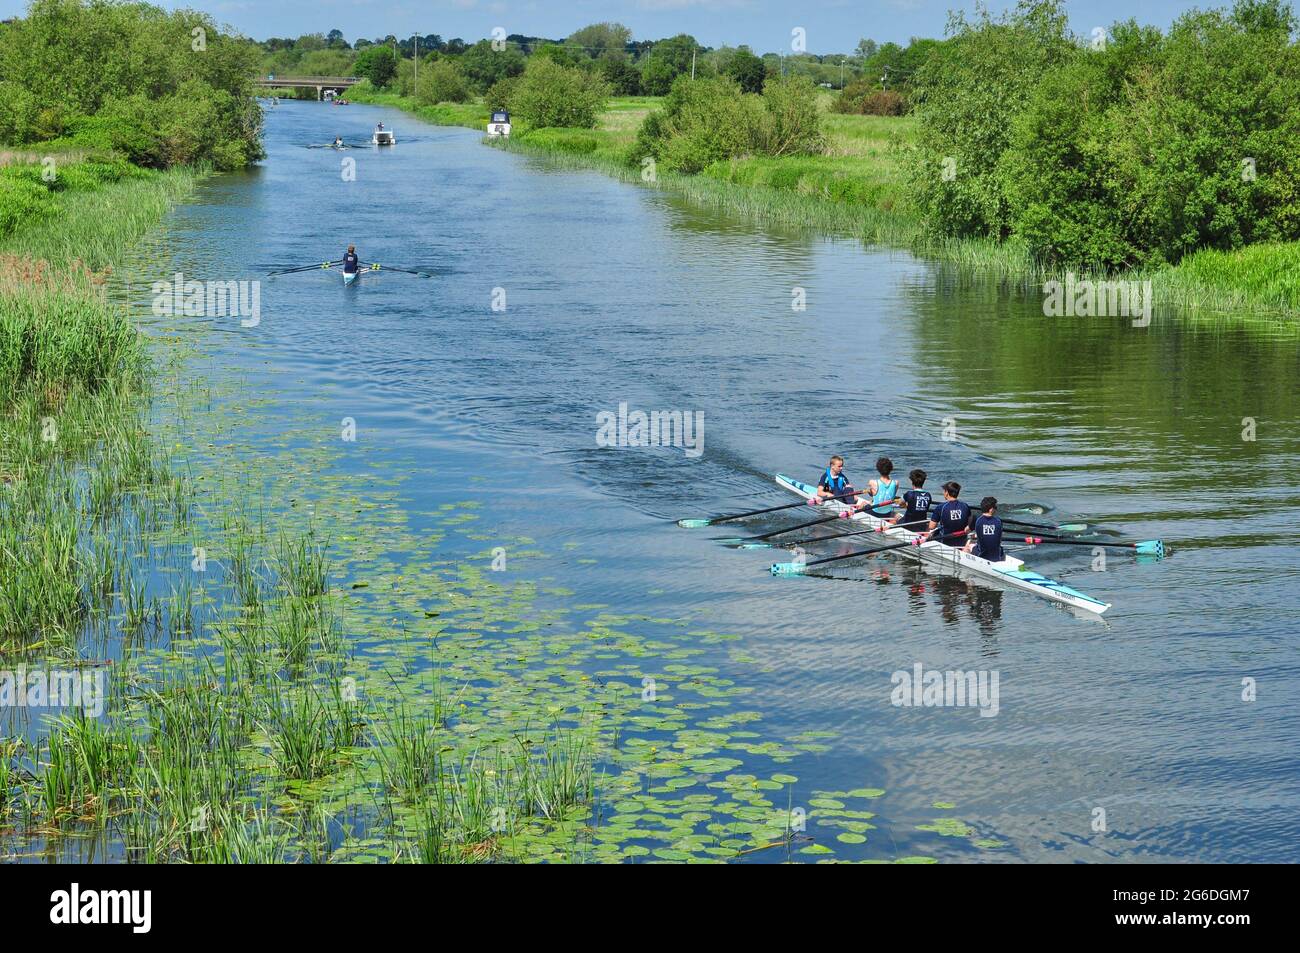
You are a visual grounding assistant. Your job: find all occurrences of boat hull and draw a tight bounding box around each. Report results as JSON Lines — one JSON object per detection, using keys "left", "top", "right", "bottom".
{"left": 343, "top": 270, "right": 357, "bottom": 285}
{"left": 774, "top": 474, "right": 1111, "bottom": 614}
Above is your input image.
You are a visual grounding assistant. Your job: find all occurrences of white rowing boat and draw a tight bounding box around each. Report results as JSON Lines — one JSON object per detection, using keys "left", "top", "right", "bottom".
{"left": 774, "top": 474, "right": 1111, "bottom": 615}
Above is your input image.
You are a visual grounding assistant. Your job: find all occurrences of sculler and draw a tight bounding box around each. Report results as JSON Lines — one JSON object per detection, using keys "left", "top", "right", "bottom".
{"left": 812, "top": 455, "right": 854, "bottom": 505}
{"left": 342, "top": 245, "right": 359, "bottom": 276}
{"left": 924, "top": 481, "right": 971, "bottom": 547}
{"left": 966, "top": 497, "right": 1005, "bottom": 561}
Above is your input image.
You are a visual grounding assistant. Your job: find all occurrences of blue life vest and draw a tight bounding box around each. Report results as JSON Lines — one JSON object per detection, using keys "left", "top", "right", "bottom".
{"left": 820, "top": 468, "right": 850, "bottom": 498}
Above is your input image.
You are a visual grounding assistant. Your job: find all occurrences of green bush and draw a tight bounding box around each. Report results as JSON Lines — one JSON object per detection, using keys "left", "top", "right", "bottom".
{"left": 755, "top": 75, "right": 824, "bottom": 158}
{"left": 632, "top": 75, "right": 823, "bottom": 174}
{"left": 0, "top": 175, "right": 56, "bottom": 238}
{"left": 631, "top": 76, "right": 760, "bottom": 173}
{"left": 999, "top": 1, "right": 1300, "bottom": 268}
{"left": 0, "top": 0, "right": 262, "bottom": 168}
{"left": 909, "top": 0, "right": 1300, "bottom": 268}
{"left": 484, "top": 77, "right": 519, "bottom": 115}
{"left": 834, "top": 83, "right": 908, "bottom": 116}
{"left": 509, "top": 59, "right": 609, "bottom": 129}
{"left": 69, "top": 81, "right": 249, "bottom": 170}
{"left": 416, "top": 60, "right": 469, "bottom": 105}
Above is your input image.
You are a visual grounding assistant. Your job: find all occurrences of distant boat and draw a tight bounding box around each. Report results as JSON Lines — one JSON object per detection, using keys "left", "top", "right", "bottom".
{"left": 372, "top": 128, "right": 395, "bottom": 146}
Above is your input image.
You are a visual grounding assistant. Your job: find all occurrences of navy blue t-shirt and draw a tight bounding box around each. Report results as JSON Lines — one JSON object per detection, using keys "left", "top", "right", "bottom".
{"left": 932, "top": 500, "right": 972, "bottom": 545}
{"left": 970, "top": 514, "right": 1004, "bottom": 560}
{"left": 899, "top": 489, "right": 932, "bottom": 529}
{"left": 343, "top": 252, "right": 359, "bottom": 273}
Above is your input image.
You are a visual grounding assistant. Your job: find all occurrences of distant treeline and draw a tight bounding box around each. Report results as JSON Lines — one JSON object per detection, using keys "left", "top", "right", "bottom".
{"left": 0, "top": 0, "right": 263, "bottom": 169}
{"left": 256, "top": 22, "right": 934, "bottom": 99}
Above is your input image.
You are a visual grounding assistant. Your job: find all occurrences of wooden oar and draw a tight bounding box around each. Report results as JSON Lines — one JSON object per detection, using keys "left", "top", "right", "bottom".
{"left": 1023, "top": 535, "right": 1165, "bottom": 557}
{"left": 267, "top": 260, "right": 343, "bottom": 277}
{"left": 770, "top": 539, "right": 917, "bottom": 575}
{"left": 677, "top": 489, "right": 861, "bottom": 528}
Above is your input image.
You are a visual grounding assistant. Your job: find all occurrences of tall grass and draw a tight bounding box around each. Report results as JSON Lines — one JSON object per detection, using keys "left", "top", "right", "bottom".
{"left": 1, "top": 167, "right": 198, "bottom": 271}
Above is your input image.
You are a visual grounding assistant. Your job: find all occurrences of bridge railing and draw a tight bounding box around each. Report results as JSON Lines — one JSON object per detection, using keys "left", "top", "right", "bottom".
{"left": 254, "top": 76, "right": 361, "bottom": 85}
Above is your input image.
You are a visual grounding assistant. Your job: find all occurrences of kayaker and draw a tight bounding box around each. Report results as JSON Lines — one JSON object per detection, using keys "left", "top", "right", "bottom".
{"left": 924, "top": 481, "right": 971, "bottom": 547}
{"left": 889, "top": 468, "right": 933, "bottom": 529}
{"left": 850, "top": 456, "right": 899, "bottom": 514}
{"left": 812, "top": 455, "right": 854, "bottom": 505}
{"left": 342, "top": 245, "right": 359, "bottom": 275}
{"left": 965, "top": 497, "right": 1005, "bottom": 561}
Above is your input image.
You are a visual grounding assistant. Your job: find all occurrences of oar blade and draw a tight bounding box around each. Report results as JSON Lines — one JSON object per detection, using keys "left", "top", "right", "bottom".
{"left": 1134, "top": 540, "right": 1166, "bottom": 557}
{"left": 677, "top": 518, "right": 713, "bottom": 529}
{"left": 770, "top": 561, "right": 809, "bottom": 576}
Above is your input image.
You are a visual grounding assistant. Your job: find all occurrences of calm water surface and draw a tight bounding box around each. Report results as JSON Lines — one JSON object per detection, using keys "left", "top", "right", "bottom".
{"left": 66, "top": 100, "right": 1300, "bottom": 861}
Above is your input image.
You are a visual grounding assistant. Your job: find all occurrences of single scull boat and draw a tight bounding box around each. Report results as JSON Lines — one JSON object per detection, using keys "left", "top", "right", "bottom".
{"left": 773, "top": 474, "right": 1112, "bottom": 615}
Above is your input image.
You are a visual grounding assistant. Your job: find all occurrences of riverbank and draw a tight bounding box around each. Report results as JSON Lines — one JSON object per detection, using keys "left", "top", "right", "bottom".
{"left": 347, "top": 89, "right": 1299, "bottom": 320}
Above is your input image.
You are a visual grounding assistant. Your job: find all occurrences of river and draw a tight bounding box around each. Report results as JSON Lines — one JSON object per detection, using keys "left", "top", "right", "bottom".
{"left": 28, "top": 98, "right": 1300, "bottom": 863}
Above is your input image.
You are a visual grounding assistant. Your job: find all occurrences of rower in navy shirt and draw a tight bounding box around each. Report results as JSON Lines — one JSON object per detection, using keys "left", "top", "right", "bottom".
{"left": 926, "top": 481, "right": 971, "bottom": 547}
{"left": 891, "top": 468, "right": 933, "bottom": 530}
{"left": 965, "top": 497, "right": 1005, "bottom": 561}
{"left": 342, "top": 244, "right": 359, "bottom": 275}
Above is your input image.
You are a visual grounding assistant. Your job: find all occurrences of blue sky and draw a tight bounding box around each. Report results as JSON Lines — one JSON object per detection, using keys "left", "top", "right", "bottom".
{"left": 0, "top": 1, "right": 1217, "bottom": 52}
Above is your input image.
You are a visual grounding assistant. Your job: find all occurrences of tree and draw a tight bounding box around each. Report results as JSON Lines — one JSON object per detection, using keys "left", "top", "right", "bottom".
{"left": 640, "top": 34, "right": 701, "bottom": 95}
{"left": 354, "top": 44, "right": 398, "bottom": 86}
{"left": 455, "top": 39, "right": 526, "bottom": 93}
{"left": 632, "top": 76, "right": 760, "bottom": 173}
{"left": 599, "top": 53, "right": 641, "bottom": 94}
{"left": 567, "top": 22, "right": 633, "bottom": 58}
{"left": 532, "top": 42, "right": 586, "bottom": 68}
{"left": 510, "top": 58, "right": 609, "bottom": 128}
{"left": 417, "top": 60, "right": 469, "bottom": 104}
{"left": 856, "top": 39, "right": 878, "bottom": 59}
{"left": 326, "top": 30, "right": 348, "bottom": 49}
{"left": 726, "top": 47, "right": 767, "bottom": 93}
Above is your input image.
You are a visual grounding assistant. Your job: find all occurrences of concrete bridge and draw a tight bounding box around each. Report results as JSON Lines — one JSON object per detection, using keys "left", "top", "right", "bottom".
{"left": 254, "top": 76, "right": 361, "bottom": 100}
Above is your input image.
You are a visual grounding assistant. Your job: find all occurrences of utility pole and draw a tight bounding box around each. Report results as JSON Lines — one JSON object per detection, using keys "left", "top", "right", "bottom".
{"left": 691, "top": 50, "right": 696, "bottom": 80}
{"left": 414, "top": 35, "right": 419, "bottom": 87}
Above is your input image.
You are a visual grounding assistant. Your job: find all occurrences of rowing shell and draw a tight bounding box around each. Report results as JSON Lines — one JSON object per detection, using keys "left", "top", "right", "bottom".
{"left": 343, "top": 270, "right": 357, "bottom": 285}
{"left": 775, "top": 474, "right": 1111, "bottom": 615}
